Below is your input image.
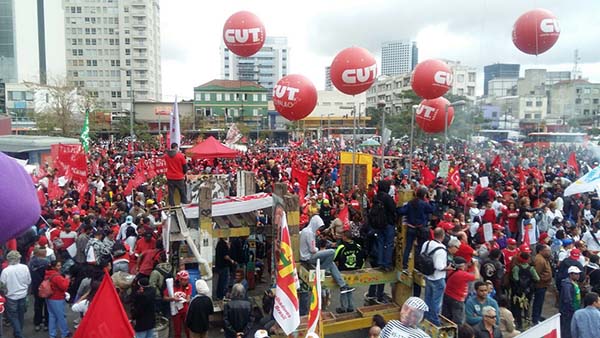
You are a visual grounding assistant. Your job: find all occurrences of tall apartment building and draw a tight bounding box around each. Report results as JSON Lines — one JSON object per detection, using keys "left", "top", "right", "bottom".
{"left": 0, "top": 0, "right": 66, "bottom": 84}
{"left": 221, "top": 36, "right": 289, "bottom": 97}
{"left": 483, "top": 63, "right": 520, "bottom": 96}
{"left": 381, "top": 40, "right": 418, "bottom": 76}
{"left": 63, "top": 0, "right": 162, "bottom": 112}
{"left": 443, "top": 60, "right": 477, "bottom": 100}
{"left": 365, "top": 73, "right": 413, "bottom": 113}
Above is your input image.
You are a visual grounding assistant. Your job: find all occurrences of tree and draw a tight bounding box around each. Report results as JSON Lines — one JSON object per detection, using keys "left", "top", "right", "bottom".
{"left": 27, "top": 77, "right": 98, "bottom": 137}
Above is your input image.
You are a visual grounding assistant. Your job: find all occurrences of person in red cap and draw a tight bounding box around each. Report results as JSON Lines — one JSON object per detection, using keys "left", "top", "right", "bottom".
{"left": 502, "top": 238, "right": 519, "bottom": 269}
{"left": 509, "top": 249, "right": 540, "bottom": 330}
{"left": 556, "top": 247, "right": 585, "bottom": 293}
{"left": 164, "top": 270, "right": 192, "bottom": 338}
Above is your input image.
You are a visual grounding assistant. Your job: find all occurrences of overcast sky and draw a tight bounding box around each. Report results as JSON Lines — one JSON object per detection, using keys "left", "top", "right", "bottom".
{"left": 160, "top": 0, "right": 600, "bottom": 100}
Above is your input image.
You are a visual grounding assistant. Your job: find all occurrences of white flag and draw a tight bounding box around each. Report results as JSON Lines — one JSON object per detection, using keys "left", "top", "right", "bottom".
{"left": 169, "top": 96, "right": 181, "bottom": 147}
{"left": 564, "top": 165, "right": 600, "bottom": 196}
{"left": 515, "top": 313, "right": 560, "bottom": 338}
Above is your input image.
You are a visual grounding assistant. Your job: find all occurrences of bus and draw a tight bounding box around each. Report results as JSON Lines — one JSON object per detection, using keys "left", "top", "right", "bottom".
{"left": 523, "top": 132, "right": 588, "bottom": 148}
{"left": 477, "top": 129, "right": 521, "bottom": 142}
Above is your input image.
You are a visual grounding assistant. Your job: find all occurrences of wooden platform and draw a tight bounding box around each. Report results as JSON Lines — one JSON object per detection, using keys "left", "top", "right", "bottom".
{"left": 297, "top": 265, "right": 398, "bottom": 288}
{"left": 272, "top": 303, "right": 401, "bottom": 338}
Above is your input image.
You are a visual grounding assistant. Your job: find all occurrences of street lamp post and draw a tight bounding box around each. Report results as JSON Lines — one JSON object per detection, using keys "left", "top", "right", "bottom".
{"left": 444, "top": 100, "right": 466, "bottom": 158}
{"left": 378, "top": 100, "right": 387, "bottom": 173}
{"left": 409, "top": 105, "right": 418, "bottom": 180}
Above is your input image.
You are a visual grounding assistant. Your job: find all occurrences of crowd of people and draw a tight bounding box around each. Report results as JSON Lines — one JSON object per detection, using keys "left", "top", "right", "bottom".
{"left": 1, "top": 134, "right": 600, "bottom": 338}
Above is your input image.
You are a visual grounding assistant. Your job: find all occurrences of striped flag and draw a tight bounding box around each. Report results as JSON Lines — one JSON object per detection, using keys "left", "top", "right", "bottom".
{"left": 306, "top": 259, "right": 322, "bottom": 338}
{"left": 169, "top": 96, "right": 181, "bottom": 147}
{"left": 273, "top": 210, "right": 300, "bottom": 335}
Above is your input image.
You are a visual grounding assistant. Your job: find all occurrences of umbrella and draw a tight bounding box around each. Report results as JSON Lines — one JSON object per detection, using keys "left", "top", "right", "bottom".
{"left": 360, "top": 139, "right": 380, "bottom": 147}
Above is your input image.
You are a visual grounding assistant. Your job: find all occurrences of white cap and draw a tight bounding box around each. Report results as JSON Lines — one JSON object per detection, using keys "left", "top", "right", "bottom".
{"left": 568, "top": 266, "right": 582, "bottom": 274}
{"left": 255, "top": 330, "right": 269, "bottom": 338}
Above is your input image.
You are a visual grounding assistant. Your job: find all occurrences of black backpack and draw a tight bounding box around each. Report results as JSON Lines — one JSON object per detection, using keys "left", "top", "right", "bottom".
{"left": 514, "top": 265, "right": 534, "bottom": 294}
{"left": 481, "top": 260, "right": 498, "bottom": 281}
{"left": 416, "top": 241, "right": 446, "bottom": 275}
{"left": 368, "top": 197, "right": 387, "bottom": 229}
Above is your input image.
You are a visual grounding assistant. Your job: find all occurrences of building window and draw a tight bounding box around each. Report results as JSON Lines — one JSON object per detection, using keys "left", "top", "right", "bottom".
{"left": 194, "top": 93, "right": 202, "bottom": 101}
{"left": 224, "top": 93, "right": 230, "bottom": 101}
{"left": 253, "top": 94, "right": 258, "bottom": 101}
{"left": 594, "top": 99, "right": 599, "bottom": 104}
{"left": 457, "top": 74, "right": 464, "bottom": 83}
{"left": 261, "top": 94, "right": 267, "bottom": 101}
{"left": 525, "top": 114, "right": 531, "bottom": 119}
{"left": 576, "top": 98, "right": 582, "bottom": 104}
{"left": 216, "top": 94, "right": 222, "bottom": 101}
{"left": 526, "top": 101, "right": 533, "bottom": 107}
{"left": 204, "top": 93, "right": 210, "bottom": 101}
{"left": 534, "top": 113, "right": 541, "bottom": 119}
{"left": 536, "top": 101, "right": 543, "bottom": 107}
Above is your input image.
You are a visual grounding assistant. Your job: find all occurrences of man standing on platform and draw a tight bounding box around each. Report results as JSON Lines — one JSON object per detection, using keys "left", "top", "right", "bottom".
{"left": 164, "top": 143, "right": 188, "bottom": 206}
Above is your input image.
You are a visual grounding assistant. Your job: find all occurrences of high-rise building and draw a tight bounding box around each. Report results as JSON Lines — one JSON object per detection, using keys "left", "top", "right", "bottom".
{"left": 221, "top": 36, "right": 289, "bottom": 97}
{"left": 0, "top": 0, "right": 67, "bottom": 84}
{"left": 381, "top": 40, "right": 418, "bottom": 76}
{"left": 63, "top": 0, "right": 162, "bottom": 112}
{"left": 483, "top": 63, "right": 520, "bottom": 96}
{"left": 325, "top": 66, "right": 332, "bottom": 91}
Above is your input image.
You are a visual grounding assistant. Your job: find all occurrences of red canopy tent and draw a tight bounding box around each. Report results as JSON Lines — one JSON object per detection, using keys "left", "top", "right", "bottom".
{"left": 186, "top": 136, "right": 239, "bottom": 160}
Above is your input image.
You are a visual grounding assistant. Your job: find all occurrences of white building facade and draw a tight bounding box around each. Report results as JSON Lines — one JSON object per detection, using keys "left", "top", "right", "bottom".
{"left": 63, "top": 0, "right": 162, "bottom": 112}
{"left": 381, "top": 40, "right": 418, "bottom": 76}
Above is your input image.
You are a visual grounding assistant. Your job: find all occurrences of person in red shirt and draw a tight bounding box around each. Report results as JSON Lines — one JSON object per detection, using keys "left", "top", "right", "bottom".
{"left": 442, "top": 257, "right": 479, "bottom": 325}
{"left": 163, "top": 143, "right": 189, "bottom": 206}
{"left": 502, "top": 238, "right": 519, "bottom": 269}
{"left": 134, "top": 229, "right": 157, "bottom": 259}
{"left": 45, "top": 260, "right": 71, "bottom": 338}
{"left": 163, "top": 270, "right": 192, "bottom": 338}
{"left": 455, "top": 232, "right": 477, "bottom": 263}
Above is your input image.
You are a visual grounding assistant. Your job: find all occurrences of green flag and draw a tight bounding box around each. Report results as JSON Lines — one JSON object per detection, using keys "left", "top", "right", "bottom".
{"left": 80, "top": 109, "right": 90, "bottom": 153}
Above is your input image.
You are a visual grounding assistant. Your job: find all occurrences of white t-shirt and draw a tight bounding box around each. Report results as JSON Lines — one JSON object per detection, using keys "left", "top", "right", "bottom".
{"left": 0, "top": 264, "right": 31, "bottom": 300}
{"left": 420, "top": 240, "right": 447, "bottom": 281}
{"left": 583, "top": 230, "right": 600, "bottom": 251}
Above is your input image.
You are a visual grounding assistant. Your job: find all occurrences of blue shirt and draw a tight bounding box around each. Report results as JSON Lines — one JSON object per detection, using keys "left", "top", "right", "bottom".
{"left": 397, "top": 199, "right": 434, "bottom": 227}
{"left": 571, "top": 306, "right": 600, "bottom": 338}
{"left": 465, "top": 295, "right": 500, "bottom": 326}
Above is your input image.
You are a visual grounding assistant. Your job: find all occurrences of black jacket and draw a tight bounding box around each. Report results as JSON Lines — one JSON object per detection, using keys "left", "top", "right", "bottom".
{"left": 474, "top": 321, "right": 503, "bottom": 338}
{"left": 29, "top": 256, "right": 49, "bottom": 296}
{"left": 186, "top": 295, "right": 214, "bottom": 333}
{"left": 376, "top": 191, "right": 397, "bottom": 226}
{"left": 132, "top": 286, "right": 156, "bottom": 332}
{"left": 223, "top": 299, "right": 254, "bottom": 338}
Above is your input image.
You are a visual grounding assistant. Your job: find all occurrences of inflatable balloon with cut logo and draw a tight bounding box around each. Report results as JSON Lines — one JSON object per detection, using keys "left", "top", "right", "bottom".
{"left": 222, "top": 11, "right": 266, "bottom": 57}
{"left": 415, "top": 97, "right": 454, "bottom": 134}
{"left": 0, "top": 152, "right": 41, "bottom": 244}
{"left": 330, "top": 47, "right": 377, "bottom": 95}
{"left": 411, "top": 59, "right": 453, "bottom": 99}
{"left": 513, "top": 9, "right": 560, "bottom": 55}
{"left": 273, "top": 74, "right": 318, "bottom": 121}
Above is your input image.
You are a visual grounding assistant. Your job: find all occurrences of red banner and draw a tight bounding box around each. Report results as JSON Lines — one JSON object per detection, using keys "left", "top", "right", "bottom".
{"left": 52, "top": 144, "right": 88, "bottom": 183}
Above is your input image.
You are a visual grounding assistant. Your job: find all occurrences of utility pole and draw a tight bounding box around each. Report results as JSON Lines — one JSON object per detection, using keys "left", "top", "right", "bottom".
{"left": 378, "top": 100, "right": 386, "bottom": 172}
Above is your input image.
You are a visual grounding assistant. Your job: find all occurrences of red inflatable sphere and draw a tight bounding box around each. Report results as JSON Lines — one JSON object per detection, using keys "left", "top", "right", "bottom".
{"left": 330, "top": 47, "right": 377, "bottom": 95}
{"left": 415, "top": 97, "right": 454, "bottom": 134}
{"left": 273, "top": 74, "right": 318, "bottom": 121}
{"left": 513, "top": 8, "right": 560, "bottom": 55}
{"left": 223, "top": 11, "right": 266, "bottom": 57}
{"left": 411, "top": 59, "right": 453, "bottom": 99}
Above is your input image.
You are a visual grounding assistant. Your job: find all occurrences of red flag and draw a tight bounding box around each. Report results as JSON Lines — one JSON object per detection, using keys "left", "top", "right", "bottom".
{"left": 421, "top": 166, "right": 435, "bottom": 186}
{"left": 568, "top": 152, "right": 579, "bottom": 175}
{"left": 73, "top": 270, "right": 134, "bottom": 338}
{"left": 337, "top": 206, "right": 350, "bottom": 230}
{"left": 448, "top": 166, "right": 461, "bottom": 191}
{"left": 37, "top": 189, "right": 47, "bottom": 206}
{"left": 156, "top": 188, "right": 163, "bottom": 203}
{"left": 491, "top": 155, "right": 501, "bottom": 169}
{"left": 90, "top": 188, "right": 96, "bottom": 207}
{"left": 291, "top": 167, "right": 309, "bottom": 202}
{"left": 47, "top": 180, "right": 63, "bottom": 201}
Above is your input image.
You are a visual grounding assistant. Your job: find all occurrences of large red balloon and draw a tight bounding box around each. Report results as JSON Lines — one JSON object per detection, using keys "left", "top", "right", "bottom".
{"left": 330, "top": 47, "right": 377, "bottom": 95}
{"left": 512, "top": 9, "right": 560, "bottom": 55}
{"left": 411, "top": 59, "right": 453, "bottom": 99}
{"left": 223, "top": 11, "right": 266, "bottom": 57}
{"left": 415, "top": 97, "right": 454, "bottom": 134}
{"left": 273, "top": 74, "right": 318, "bottom": 121}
